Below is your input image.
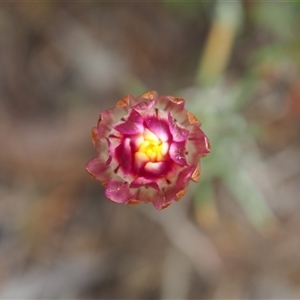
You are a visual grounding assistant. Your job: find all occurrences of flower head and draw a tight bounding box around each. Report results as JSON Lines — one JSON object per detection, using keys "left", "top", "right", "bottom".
{"left": 86, "top": 91, "right": 210, "bottom": 210}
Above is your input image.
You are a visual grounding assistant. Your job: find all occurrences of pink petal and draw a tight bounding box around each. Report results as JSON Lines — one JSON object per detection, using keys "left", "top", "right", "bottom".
{"left": 131, "top": 185, "right": 159, "bottom": 204}
{"left": 105, "top": 180, "right": 132, "bottom": 203}
{"left": 114, "top": 137, "right": 132, "bottom": 174}
{"left": 150, "top": 188, "right": 175, "bottom": 210}
{"left": 156, "top": 95, "right": 185, "bottom": 111}
{"left": 97, "top": 110, "right": 113, "bottom": 138}
{"left": 177, "top": 166, "right": 195, "bottom": 187}
{"left": 168, "top": 112, "right": 189, "bottom": 142}
{"left": 86, "top": 156, "right": 112, "bottom": 182}
{"left": 151, "top": 165, "right": 195, "bottom": 210}
{"left": 186, "top": 143, "right": 199, "bottom": 167}
{"left": 114, "top": 109, "right": 144, "bottom": 135}
{"left": 164, "top": 166, "right": 195, "bottom": 202}
{"left": 107, "top": 131, "right": 122, "bottom": 154}
{"left": 144, "top": 161, "right": 169, "bottom": 177}
{"left": 125, "top": 92, "right": 158, "bottom": 107}
{"left": 133, "top": 99, "right": 156, "bottom": 111}
{"left": 144, "top": 116, "right": 171, "bottom": 142}
{"left": 133, "top": 151, "right": 149, "bottom": 172}
{"left": 152, "top": 97, "right": 190, "bottom": 129}
{"left": 169, "top": 142, "right": 188, "bottom": 166}
{"left": 97, "top": 105, "right": 131, "bottom": 138}
{"left": 188, "top": 126, "right": 211, "bottom": 155}
{"left": 92, "top": 127, "right": 110, "bottom": 155}
{"left": 130, "top": 177, "right": 160, "bottom": 191}
{"left": 133, "top": 91, "right": 159, "bottom": 107}
{"left": 151, "top": 195, "right": 172, "bottom": 210}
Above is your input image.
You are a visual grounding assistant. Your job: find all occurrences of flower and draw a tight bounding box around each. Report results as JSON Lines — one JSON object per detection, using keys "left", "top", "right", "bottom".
{"left": 86, "top": 91, "right": 210, "bottom": 210}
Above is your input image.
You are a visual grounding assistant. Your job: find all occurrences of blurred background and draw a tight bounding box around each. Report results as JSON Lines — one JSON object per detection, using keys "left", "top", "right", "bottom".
{"left": 0, "top": 1, "right": 300, "bottom": 298}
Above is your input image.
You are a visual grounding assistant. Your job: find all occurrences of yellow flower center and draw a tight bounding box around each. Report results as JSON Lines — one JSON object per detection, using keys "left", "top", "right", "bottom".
{"left": 136, "top": 129, "right": 168, "bottom": 162}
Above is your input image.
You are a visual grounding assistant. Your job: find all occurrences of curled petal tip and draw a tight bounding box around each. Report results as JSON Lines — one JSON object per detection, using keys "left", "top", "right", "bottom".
{"left": 191, "top": 165, "right": 200, "bottom": 182}
{"left": 125, "top": 199, "right": 141, "bottom": 205}
{"left": 200, "top": 136, "right": 211, "bottom": 157}
{"left": 165, "top": 95, "right": 185, "bottom": 105}
{"left": 91, "top": 127, "right": 98, "bottom": 145}
{"left": 187, "top": 111, "right": 201, "bottom": 125}
{"left": 159, "top": 202, "right": 172, "bottom": 210}
{"left": 206, "top": 137, "right": 211, "bottom": 153}
{"left": 152, "top": 197, "right": 172, "bottom": 210}
{"left": 176, "top": 186, "right": 187, "bottom": 200}
{"left": 115, "top": 95, "right": 130, "bottom": 108}
{"left": 97, "top": 114, "right": 103, "bottom": 125}
{"left": 139, "top": 90, "right": 158, "bottom": 100}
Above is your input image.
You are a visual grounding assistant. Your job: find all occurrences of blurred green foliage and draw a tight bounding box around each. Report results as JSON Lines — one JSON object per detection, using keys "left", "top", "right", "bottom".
{"left": 189, "top": 82, "right": 275, "bottom": 231}
{"left": 125, "top": 1, "right": 300, "bottom": 231}
{"left": 250, "top": 2, "right": 300, "bottom": 41}
{"left": 191, "top": 1, "right": 300, "bottom": 231}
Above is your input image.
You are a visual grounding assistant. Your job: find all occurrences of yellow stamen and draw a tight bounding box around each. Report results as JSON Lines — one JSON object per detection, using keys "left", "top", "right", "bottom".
{"left": 136, "top": 130, "right": 169, "bottom": 162}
